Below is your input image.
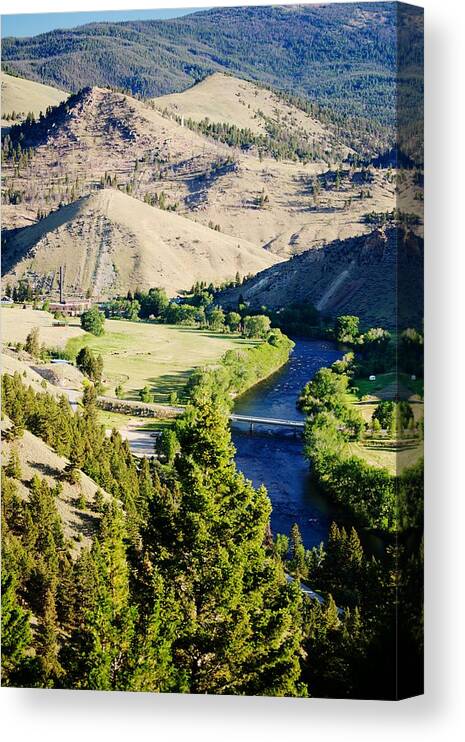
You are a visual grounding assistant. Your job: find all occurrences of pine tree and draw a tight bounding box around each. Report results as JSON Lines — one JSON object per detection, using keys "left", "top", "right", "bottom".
{"left": 144, "top": 390, "right": 305, "bottom": 696}
{"left": 126, "top": 570, "right": 179, "bottom": 692}
{"left": 65, "top": 436, "right": 85, "bottom": 483}
{"left": 81, "top": 382, "right": 99, "bottom": 420}
{"left": 136, "top": 457, "right": 154, "bottom": 524}
{"left": 289, "top": 522, "right": 307, "bottom": 577}
{"left": 4, "top": 448, "right": 22, "bottom": 479}
{"left": 348, "top": 527, "right": 364, "bottom": 569}
{"left": 1, "top": 569, "right": 33, "bottom": 685}
{"left": 70, "top": 503, "right": 136, "bottom": 690}
{"left": 36, "top": 586, "right": 63, "bottom": 687}
{"left": 55, "top": 553, "right": 77, "bottom": 629}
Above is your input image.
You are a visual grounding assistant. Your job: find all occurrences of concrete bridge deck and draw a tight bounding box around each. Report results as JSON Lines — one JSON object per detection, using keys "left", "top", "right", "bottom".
{"left": 230, "top": 413, "right": 305, "bottom": 429}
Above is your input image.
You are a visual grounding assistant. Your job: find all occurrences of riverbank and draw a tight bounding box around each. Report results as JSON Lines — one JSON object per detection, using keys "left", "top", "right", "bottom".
{"left": 186, "top": 329, "right": 294, "bottom": 403}
{"left": 231, "top": 338, "right": 343, "bottom": 548}
{"left": 64, "top": 319, "right": 259, "bottom": 403}
{"left": 300, "top": 357, "right": 424, "bottom": 533}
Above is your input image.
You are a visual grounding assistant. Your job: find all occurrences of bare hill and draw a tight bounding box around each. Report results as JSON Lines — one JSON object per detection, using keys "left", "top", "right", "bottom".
{"left": 1, "top": 85, "right": 230, "bottom": 229}
{"left": 2, "top": 85, "right": 420, "bottom": 256}
{"left": 1, "top": 350, "right": 60, "bottom": 397}
{"left": 153, "top": 72, "right": 346, "bottom": 157}
{"left": 2, "top": 188, "right": 280, "bottom": 298}
{"left": 218, "top": 226, "right": 424, "bottom": 329}
{"left": 1, "top": 72, "right": 68, "bottom": 123}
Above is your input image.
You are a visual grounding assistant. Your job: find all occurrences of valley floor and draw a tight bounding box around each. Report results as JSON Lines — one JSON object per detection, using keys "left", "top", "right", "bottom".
{"left": 65, "top": 317, "right": 258, "bottom": 403}
{"left": 2, "top": 307, "right": 258, "bottom": 406}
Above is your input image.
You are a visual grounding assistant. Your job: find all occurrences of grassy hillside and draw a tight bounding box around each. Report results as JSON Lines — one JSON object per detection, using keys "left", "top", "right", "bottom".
{"left": 65, "top": 319, "right": 258, "bottom": 403}
{"left": 1, "top": 72, "right": 68, "bottom": 123}
{"left": 153, "top": 72, "right": 349, "bottom": 159}
{"left": 2, "top": 84, "right": 413, "bottom": 254}
{"left": 1, "top": 421, "right": 111, "bottom": 554}
{"left": 1, "top": 3, "right": 422, "bottom": 130}
{"left": 2, "top": 189, "right": 280, "bottom": 297}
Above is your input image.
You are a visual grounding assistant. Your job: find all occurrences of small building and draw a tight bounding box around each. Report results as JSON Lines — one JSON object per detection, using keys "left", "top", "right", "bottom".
{"left": 49, "top": 300, "right": 92, "bottom": 317}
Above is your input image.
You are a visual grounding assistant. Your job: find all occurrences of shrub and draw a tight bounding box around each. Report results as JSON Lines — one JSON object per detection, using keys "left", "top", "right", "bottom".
{"left": 80, "top": 306, "right": 105, "bottom": 336}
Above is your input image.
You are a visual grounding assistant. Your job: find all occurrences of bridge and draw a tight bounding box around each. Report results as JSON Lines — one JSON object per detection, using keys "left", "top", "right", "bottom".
{"left": 229, "top": 413, "right": 305, "bottom": 431}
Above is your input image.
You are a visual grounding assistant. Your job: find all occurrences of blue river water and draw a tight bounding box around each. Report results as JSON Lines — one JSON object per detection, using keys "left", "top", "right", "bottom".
{"left": 231, "top": 339, "right": 344, "bottom": 548}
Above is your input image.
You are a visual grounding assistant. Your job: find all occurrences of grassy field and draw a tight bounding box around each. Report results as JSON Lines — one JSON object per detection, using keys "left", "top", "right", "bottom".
{"left": 98, "top": 409, "right": 174, "bottom": 432}
{"left": 347, "top": 374, "right": 424, "bottom": 474}
{"left": 66, "top": 319, "right": 258, "bottom": 403}
{"left": 352, "top": 398, "right": 424, "bottom": 427}
{"left": 1, "top": 306, "right": 84, "bottom": 348}
{"left": 352, "top": 371, "right": 424, "bottom": 399}
{"left": 352, "top": 372, "right": 395, "bottom": 398}
{"left": 348, "top": 440, "right": 423, "bottom": 476}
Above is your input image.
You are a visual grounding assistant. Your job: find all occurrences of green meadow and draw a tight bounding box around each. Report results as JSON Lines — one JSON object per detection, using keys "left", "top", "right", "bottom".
{"left": 66, "top": 319, "right": 257, "bottom": 403}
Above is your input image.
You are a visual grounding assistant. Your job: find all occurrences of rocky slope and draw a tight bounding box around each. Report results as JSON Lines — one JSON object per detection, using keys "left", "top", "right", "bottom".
{"left": 1, "top": 419, "right": 111, "bottom": 554}
{"left": 217, "top": 226, "right": 424, "bottom": 329}
{"left": 2, "top": 83, "right": 410, "bottom": 247}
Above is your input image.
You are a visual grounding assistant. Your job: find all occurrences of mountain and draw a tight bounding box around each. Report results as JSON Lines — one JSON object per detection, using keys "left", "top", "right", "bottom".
{"left": 1, "top": 71, "right": 68, "bottom": 123}
{"left": 217, "top": 226, "right": 424, "bottom": 329}
{"left": 1, "top": 85, "right": 230, "bottom": 229}
{"left": 152, "top": 71, "right": 346, "bottom": 158}
{"left": 1, "top": 3, "right": 422, "bottom": 130}
{"left": 3, "top": 83, "right": 415, "bottom": 256}
{"left": 2, "top": 188, "right": 280, "bottom": 298}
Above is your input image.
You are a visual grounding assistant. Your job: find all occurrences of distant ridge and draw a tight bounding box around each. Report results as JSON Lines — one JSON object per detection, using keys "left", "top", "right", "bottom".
{"left": 1, "top": 3, "right": 423, "bottom": 130}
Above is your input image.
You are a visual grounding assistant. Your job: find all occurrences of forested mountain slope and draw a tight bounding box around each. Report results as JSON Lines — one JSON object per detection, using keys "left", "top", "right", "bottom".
{"left": 2, "top": 3, "right": 423, "bottom": 129}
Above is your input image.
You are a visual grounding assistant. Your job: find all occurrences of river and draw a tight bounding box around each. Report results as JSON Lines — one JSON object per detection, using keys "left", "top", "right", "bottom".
{"left": 231, "top": 339, "right": 344, "bottom": 549}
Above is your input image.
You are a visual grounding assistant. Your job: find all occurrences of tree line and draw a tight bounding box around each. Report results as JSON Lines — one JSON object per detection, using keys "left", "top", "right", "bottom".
{"left": 298, "top": 319, "right": 423, "bottom": 531}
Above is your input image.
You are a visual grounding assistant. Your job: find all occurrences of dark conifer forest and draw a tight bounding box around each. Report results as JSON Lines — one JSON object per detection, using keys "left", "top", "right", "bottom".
{"left": 2, "top": 3, "right": 423, "bottom": 130}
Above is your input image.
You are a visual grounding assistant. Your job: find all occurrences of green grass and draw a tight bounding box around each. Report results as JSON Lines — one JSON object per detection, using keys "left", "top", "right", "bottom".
{"left": 351, "top": 372, "right": 396, "bottom": 398}
{"left": 66, "top": 319, "right": 257, "bottom": 404}
{"left": 399, "top": 373, "right": 424, "bottom": 397}
{"left": 346, "top": 369, "right": 424, "bottom": 473}
{"left": 352, "top": 371, "right": 423, "bottom": 400}
{"left": 348, "top": 440, "right": 423, "bottom": 475}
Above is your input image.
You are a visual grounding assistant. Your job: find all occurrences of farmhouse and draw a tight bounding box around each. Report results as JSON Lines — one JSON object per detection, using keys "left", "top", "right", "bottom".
{"left": 49, "top": 300, "right": 92, "bottom": 317}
